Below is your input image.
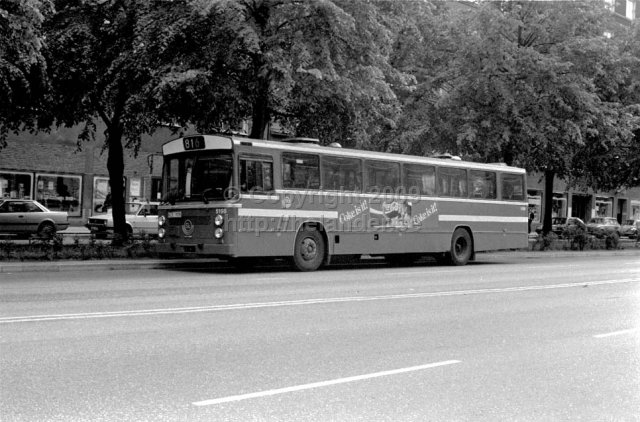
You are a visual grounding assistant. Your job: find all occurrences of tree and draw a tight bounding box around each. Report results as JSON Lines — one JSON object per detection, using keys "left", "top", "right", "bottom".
{"left": 151, "top": 0, "right": 416, "bottom": 147}
{"left": 401, "top": 1, "right": 632, "bottom": 234}
{"left": 41, "top": 0, "right": 190, "bottom": 243}
{"left": 0, "top": 0, "right": 54, "bottom": 147}
{"left": 570, "top": 21, "right": 640, "bottom": 191}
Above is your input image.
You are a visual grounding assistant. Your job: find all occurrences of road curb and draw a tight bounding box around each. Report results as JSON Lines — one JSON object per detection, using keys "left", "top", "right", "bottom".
{"left": 0, "top": 248, "right": 638, "bottom": 273}
{"left": 0, "top": 259, "right": 218, "bottom": 273}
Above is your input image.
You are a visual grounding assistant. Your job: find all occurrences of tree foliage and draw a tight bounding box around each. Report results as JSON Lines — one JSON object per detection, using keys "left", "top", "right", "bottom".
{"left": 570, "top": 21, "right": 640, "bottom": 191}
{"left": 151, "top": 0, "right": 422, "bottom": 147}
{"left": 0, "top": 0, "right": 54, "bottom": 146}
{"left": 394, "top": 1, "right": 640, "bottom": 233}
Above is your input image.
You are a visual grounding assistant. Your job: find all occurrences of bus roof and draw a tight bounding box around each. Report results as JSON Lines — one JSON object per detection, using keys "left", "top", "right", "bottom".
{"left": 162, "top": 134, "right": 525, "bottom": 174}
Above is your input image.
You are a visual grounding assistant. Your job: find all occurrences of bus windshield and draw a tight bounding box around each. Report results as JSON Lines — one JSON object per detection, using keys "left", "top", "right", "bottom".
{"left": 163, "top": 152, "right": 233, "bottom": 203}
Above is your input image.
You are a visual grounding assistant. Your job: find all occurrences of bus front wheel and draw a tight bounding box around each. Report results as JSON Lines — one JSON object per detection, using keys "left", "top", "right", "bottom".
{"left": 448, "top": 228, "right": 473, "bottom": 266}
{"left": 292, "top": 228, "right": 325, "bottom": 271}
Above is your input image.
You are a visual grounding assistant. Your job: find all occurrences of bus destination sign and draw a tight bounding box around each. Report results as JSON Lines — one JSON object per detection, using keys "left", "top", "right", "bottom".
{"left": 183, "top": 136, "right": 205, "bottom": 151}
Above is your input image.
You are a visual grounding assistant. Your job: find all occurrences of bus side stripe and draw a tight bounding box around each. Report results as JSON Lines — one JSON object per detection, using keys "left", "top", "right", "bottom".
{"left": 238, "top": 209, "right": 339, "bottom": 219}
{"left": 439, "top": 215, "right": 527, "bottom": 223}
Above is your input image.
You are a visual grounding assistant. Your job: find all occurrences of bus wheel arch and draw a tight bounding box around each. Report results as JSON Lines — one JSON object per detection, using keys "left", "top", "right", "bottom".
{"left": 448, "top": 226, "right": 474, "bottom": 266}
{"left": 292, "top": 222, "right": 329, "bottom": 271}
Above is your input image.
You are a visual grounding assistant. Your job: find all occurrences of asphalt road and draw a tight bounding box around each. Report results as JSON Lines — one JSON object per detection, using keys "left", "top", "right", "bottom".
{"left": 1, "top": 254, "right": 639, "bottom": 421}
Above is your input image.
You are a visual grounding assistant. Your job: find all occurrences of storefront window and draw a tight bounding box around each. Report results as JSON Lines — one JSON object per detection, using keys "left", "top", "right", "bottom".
{"left": 595, "top": 196, "right": 613, "bottom": 217}
{"left": 552, "top": 193, "right": 567, "bottom": 218}
{"left": 93, "top": 177, "right": 110, "bottom": 214}
{"left": 527, "top": 190, "right": 541, "bottom": 224}
{"left": 631, "top": 201, "right": 640, "bottom": 220}
{"left": 0, "top": 171, "right": 33, "bottom": 199}
{"left": 92, "top": 176, "right": 127, "bottom": 214}
{"left": 35, "top": 173, "right": 82, "bottom": 216}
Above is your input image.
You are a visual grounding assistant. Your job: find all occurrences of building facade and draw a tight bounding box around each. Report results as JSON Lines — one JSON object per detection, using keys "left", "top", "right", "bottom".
{"left": 0, "top": 125, "right": 174, "bottom": 226}
{"left": 527, "top": 174, "right": 640, "bottom": 230}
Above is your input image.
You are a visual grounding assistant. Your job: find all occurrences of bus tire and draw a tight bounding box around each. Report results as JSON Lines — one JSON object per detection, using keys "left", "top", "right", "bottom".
{"left": 449, "top": 228, "right": 473, "bottom": 266}
{"left": 292, "top": 228, "right": 325, "bottom": 271}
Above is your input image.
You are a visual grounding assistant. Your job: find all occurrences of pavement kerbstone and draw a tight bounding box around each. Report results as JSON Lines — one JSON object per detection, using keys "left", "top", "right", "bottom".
{"left": 0, "top": 248, "right": 637, "bottom": 273}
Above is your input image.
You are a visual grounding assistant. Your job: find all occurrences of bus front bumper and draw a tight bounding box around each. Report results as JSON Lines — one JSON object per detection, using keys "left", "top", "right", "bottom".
{"left": 157, "top": 241, "right": 235, "bottom": 256}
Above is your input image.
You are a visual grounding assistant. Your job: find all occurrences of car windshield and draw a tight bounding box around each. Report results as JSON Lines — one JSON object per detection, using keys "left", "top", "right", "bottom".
{"left": 162, "top": 152, "right": 234, "bottom": 203}
{"left": 552, "top": 218, "right": 566, "bottom": 224}
{"left": 124, "top": 203, "right": 144, "bottom": 215}
{"left": 624, "top": 219, "right": 635, "bottom": 225}
{"left": 603, "top": 218, "right": 618, "bottom": 224}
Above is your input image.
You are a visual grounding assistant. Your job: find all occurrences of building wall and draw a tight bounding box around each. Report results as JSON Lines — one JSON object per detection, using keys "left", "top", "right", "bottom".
{"left": 0, "top": 125, "right": 181, "bottom": 226}
{"left": 527, "top": 173, "right": 640, "bottom": 229}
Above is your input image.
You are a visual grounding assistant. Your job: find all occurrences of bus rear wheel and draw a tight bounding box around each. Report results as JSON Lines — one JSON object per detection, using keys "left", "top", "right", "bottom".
{"left": 448, "top": 228, "right": 473, "bottom": 266}
{"left": 292, "top": 228, "right": 325, "bottom": 271}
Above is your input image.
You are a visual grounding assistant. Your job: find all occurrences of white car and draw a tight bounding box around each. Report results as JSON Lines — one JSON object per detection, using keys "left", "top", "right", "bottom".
{"left": 0, "top": 199, "right": 69, "bottom": 239}
{"left": 86, "top": 202, "right": 159, "bottom": 238}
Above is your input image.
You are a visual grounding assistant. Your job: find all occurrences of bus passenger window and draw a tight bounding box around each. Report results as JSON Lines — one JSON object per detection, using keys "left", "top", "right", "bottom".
{"left": 240, "top": 158, "right": 273, "bottom": 193}
{"left": 365, "top": 160, "right": 400, "bottom": 194}
{"left": 321, "top": 156, "right": 362, "bottom": 191}
{"left": 469, "top": 170, "right": 496, "bottom": 199}
{"left": 403, "top": 164, "right": 435, "bottom": 196}
{"left": 282, "top": 153, "right": 320, "bottom": 190}
{"left": 501, "top": 174, "right": 525, "bottom": 200}
{"left": 437, "top": 167, "right": 467, "bottom": 197}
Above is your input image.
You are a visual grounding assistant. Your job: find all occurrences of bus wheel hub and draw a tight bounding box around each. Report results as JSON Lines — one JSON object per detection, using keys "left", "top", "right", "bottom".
{"left": 301, "top": 239, "right": 317, "bottom": 260}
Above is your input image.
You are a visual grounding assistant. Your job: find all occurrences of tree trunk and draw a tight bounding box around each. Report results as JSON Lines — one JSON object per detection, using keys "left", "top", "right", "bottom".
{"left": 542, "top": 170, "right": 555, "bottom": 235}
{"left": 249, "top": 88, "right": 270, "bottom": 140}
{"left": 106, "top": 124, "right": 128, "bottom": 244}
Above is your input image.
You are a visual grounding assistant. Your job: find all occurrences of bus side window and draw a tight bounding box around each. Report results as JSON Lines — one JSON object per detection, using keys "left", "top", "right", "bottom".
{"left": 437, "top": 167, "right": 467, "bottom": 197}
{"left": 365, "top": 160, "right": 400, "bottom": 194}
{"left": 501, "top": 173, "right": 525, "bottom": 200}
{"left": 240, "top": 157, "right": 273, "bottom": 193}
{"left": 470, "top": 170, "right": 496, "bottom": 199}
{"left": 282, "top": 153, "right": 320, "bottom": 190}
{"left": 403, "top": 164, "right": 435, "bottom": 196}
{"left": 321, "top": 156, "right": 362, "bottom": 192}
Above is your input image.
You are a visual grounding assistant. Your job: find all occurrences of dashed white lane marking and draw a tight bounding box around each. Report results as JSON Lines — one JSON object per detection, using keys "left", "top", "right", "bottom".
{"left": 1, "top": 278, "right": 637, "bottom": 324}
{"left": 192, "top": 360, "right": 461, "bottom": 406}
{"left": 594, "top": 328, "right": 638, "bottom": 338}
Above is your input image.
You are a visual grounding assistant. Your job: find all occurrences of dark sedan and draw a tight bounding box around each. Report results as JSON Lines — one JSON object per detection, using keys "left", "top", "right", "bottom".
{"left": 0, "top": 199, "right": 69, "bottom": 238}
{"left": 620, "top": 219, "right": 639, "bottom": 238}
{"left": 586, "top": 217, "right": 621, "bottom": 238}
{"left": 551, "top": 217, "right": 586, "bottom": 237}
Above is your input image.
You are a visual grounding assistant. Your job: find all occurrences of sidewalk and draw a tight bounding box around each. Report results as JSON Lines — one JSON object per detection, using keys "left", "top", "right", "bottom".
{"left": 59, "top": 225, "right": 91, "bottom": 236}
{"left": 1, "top": 248, "right": 637, "bottom": 273}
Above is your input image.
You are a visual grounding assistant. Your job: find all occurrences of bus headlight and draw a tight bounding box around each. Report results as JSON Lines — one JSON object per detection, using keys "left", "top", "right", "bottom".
{"left": 214, "top": 227, "right": 224, "bottom": 239}
{"left": 158, "top": 216, "right": 166, "bottom": 227}
{"left": 214, "top": 214, "right": 224, "bottom": 226}
{"left": 158, "top": 228, "right": 166, "bottom": 239}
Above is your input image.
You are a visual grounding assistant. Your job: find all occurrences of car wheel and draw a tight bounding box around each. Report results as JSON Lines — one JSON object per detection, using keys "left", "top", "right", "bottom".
{"left": 37, "top": 222, "right": 56, "bottom": 239}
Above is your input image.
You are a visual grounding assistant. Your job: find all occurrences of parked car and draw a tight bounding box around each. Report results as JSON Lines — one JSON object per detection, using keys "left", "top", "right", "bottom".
{"left": 551, "top": 217, "right": 586, "bottom": 237}
{"left": 620, "top": 219, "right": 639, "bottom": 238}
{"left": 0, "top": 199, "right": 69, "bottom": 238}
{"left": 86, "top": 202, "right": 159, "bottom": 238}
{"left": 586, "top": 217, "right": 621, "bottom": 238}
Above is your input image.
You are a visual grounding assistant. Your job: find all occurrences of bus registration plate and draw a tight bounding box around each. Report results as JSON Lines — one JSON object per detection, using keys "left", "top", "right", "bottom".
{"left": 168, "top": 211, "right": 182, "bottom": 218}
